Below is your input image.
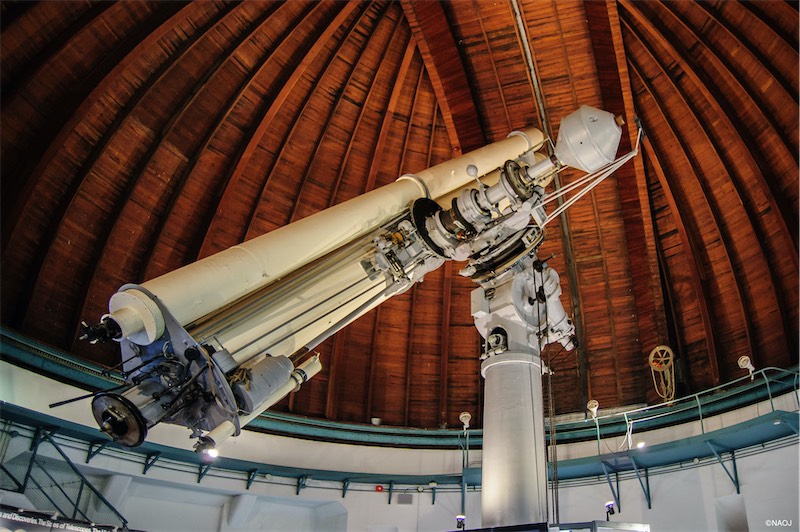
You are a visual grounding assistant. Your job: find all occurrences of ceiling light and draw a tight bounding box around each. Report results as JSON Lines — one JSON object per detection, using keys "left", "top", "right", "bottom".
{"left": 637, "top": 441, "right": 646, "bottom": 449}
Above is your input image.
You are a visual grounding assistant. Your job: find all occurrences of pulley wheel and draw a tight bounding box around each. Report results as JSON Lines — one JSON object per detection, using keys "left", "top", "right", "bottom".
{"left": 648, "top": 345, "right": 674, "bottom": 372}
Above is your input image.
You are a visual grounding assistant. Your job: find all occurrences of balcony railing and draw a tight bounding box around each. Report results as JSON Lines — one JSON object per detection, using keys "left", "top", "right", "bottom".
{"left": 0, "top": 424, "right": 128, "bottom": 529}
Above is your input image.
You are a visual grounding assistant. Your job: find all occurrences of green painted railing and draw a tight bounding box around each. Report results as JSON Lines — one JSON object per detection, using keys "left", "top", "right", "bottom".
{"left": 2, "top": 327, "right": 797, "bottom": 448}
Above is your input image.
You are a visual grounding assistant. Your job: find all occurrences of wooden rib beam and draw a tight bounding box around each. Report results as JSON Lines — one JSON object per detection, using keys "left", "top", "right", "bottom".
{"left": 623, "top": 13, "right": 785, "bottom": 371}
{"left": 587, "top": 192, "right": 623, "bottom": 404}
{"left": 439, "top": 262, "right": 453, "bottom": 427}
{"left": 695, "top": 2, "right": 796, "bottom": 99}
{"left": 621, "top": 12, "right": 793, "bottom": 365}
{"left": 649, "top": 0, "right": 797, "bottom": 161}
{"left": 0, "top": 3, "right": 113, "bottom": 109}
{"left": 141, "top": 1, "right": 306, "bottom": 279}
{"left": 629, "top": 67, "right": 720, "bottom": 384}
{"left": 584, "top": 0, "right": 667, "bottom": 357}
{"left": 621, "top": 0, "right": 798, "bottom": 245}
{"left": 641, "top": 134, "right": 720, "bottom": 384}
{"left": 1, "top": 2, "right": 190, "bottom": 238}
{"left": 325, "top": 330, "right": 347, "bottom": 420}
{"left": 739, "top": 1, "right": 799, "bottom": 49}
{"left": 650, "top": 200, "right": 693, "bottom": 394}
{"left": 400, "top": 0, "right": 485, "bottom": 154}
{"left": 403, "top": 286, "right": 419, "bottom": 426}
{"left": 657, "top": 1, "right": 797, "bottom": 253}
{"left": 628, "top": 54, "right": 742, "bottom": 380}
{"left": 471, "top": 0, "right": 512, "bottom": 132}
{"left": 73, "top": 3, "right": 288, "bottom": 338}
{"left": 364, "top": 39, "right": 416, "bottom": 194}
{"left": 397, "top": 64, "right": 426, "bottom": 176}
{"left": 242, "top": 2, "right": 372, "bottom": 241}
{"left": 8, "top": 2, "right": 237, "bottom": 330}
{"left": 366, "top": 308, "right": 382, "bottom": 421}
{"left": 198, "top": 1, "right": 360, "bottom": 257}
{"left": 288, "top": 0, "right": 392, "bottom": 223}
{"left": 426, "top": 100, "right": 439, "bottom": 168}
{"left": 327, "top": 19, "right": 410, "bottom": 208}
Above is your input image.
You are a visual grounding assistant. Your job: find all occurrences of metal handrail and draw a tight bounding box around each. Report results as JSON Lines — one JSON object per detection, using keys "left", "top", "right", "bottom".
{"left": 607, "top": 367, "right": 792, "bottom": 419}
{"left": 593, "top": 367, "right": 799, "bottom": 452}
{"left": 38, "top": 430, "right": 128, "bottom": 526}
{"left": 2, "top": 327, "right": 797, "bottom": 448}
{"left": 1, "top": 427, "right": 128, "bottom": 527}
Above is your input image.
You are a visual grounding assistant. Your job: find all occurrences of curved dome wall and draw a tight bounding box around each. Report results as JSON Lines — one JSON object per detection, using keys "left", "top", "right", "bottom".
{"left": 1, "top": 0, "right": 796, "bottom": 431}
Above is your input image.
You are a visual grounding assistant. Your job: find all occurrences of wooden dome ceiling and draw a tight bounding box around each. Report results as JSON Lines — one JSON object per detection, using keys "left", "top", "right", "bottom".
{"left": 2, "top": 0, "right": 797, "bottom": 431}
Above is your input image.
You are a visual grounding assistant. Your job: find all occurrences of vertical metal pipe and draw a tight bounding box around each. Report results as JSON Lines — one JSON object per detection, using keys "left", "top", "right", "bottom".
{"left": 510, "top": 0, "right": 553, "bottom": 141}
{"left": 461, "top": 478, "right": 466, "bottom": 517}
{"left": 594, "top": 417, "right": 602, "bottom": 455}
{"left": 695, "top": 396, "right": 705, "bottom": 434}
{"left": 761, "top": 371, "right": 775, "bottom": 412}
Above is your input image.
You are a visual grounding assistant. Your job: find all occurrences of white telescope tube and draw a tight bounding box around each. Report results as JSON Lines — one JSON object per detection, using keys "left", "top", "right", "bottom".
{"left": 107, "top": 128, "right": 544, "bottom": 344}
{"left": 200, "top": 355, "right": 323, "bottom": 449}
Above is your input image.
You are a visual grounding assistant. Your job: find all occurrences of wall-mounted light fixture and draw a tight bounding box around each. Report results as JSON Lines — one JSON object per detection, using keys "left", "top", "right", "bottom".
{"left": 738, "top": 356, "right": 756, "bottom": 381}
{"left": 587, "top": 399, "right": 599, "bottom": 418}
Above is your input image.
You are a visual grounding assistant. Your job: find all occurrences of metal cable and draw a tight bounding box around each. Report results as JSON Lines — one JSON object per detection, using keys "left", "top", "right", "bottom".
{"left": 538, "top": 265, "right": 559, "bottom": 524}
{"left": 547, "top": 364, "right": 559, "bottom": 523}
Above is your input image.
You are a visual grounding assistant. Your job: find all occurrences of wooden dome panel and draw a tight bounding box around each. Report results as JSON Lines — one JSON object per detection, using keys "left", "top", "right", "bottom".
{"left": 1, "top": 0, "right": 796, "bottom": 430}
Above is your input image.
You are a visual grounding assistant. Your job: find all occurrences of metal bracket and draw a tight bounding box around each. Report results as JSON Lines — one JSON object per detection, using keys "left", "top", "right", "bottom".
{"left": 629, "top": 455, "right": 651, "bottom": 509}
{"left": 21, "top": 428, "right": 49, "bottom": 492}
{"left": 143, "top": 452, "right": 161, "bottom": 474}
{"left": 86, "top": 440, "right": 111, "bottom": 463}
{"left": 246, "top": 469, "right": 259, "bottom": 490}
{"left": 388, "top": 480, "right": 394, "bottom": 504}
{"left": 30, "top": 427, "right": 43, "bottom": 452}
{"left": 296, "top": 475, "right": 308, "bottom": 495}
{"left": 780, "top": 412, "right": 799, "bottom": 435}
{"left": 706, "top": 441, "right": 739, "bottom": 493}
{"left": 431, "top": 485, "right": 437, "bottom": 505}
{"left": 600, "top": 460, "right": 621, "bottom": 512}
{"left": 342, "top": 478, "right": 351, "bottom": 498}
{"left": 198, "top": 463, "right": 212, "bottom": 483}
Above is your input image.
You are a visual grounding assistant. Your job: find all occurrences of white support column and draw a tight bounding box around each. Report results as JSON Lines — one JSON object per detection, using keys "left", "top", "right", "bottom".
{"left": 472, "top": 257, "right": 575, "bottom": 528}
{"left": 480, "top": 351, "right": 548, "bottom": 527}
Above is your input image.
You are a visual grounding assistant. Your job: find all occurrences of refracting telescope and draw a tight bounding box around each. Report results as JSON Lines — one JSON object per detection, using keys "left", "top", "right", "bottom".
{"left": 78, "top": 105, "right": 636, "bottom": 456}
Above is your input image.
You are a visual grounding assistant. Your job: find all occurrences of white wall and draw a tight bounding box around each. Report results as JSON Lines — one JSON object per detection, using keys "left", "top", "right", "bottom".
{"left": 2, "top": 362, "right": 797, "bottom": 531}
{"left": 2, "top": 433, "right": 797, "bottom": 532}
{"left": 555, "top": 443, "right": 795, "bottom": 531}
{"left": 52, "top": 439, "right": 791, "bottom": 532}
